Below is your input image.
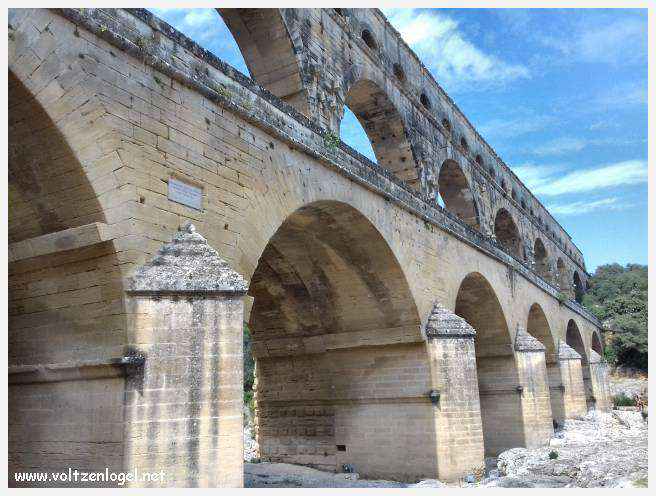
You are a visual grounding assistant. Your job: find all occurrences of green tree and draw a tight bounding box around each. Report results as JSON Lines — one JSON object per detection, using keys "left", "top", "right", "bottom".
{"left": 582, "top": 263, "right": 647, "bottom": 370}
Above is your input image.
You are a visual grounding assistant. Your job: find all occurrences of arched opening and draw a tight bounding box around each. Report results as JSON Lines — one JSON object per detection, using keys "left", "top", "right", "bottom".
{"left": 533, "top": 238, "right": 550, "bottom": 281}
{"left": 566, "top": 320, "right": 594, "bottom": 410}
{"left": 527, "top": 304, "right": 559, "bottom": 425}
{"left": 455, "top": 273, "right": 524, "bottom": 455}
{"left": 592, "top": 332, "right": 603, "bottom": 356}
{"left": 361, "top": 29, "right": 378, "bottom": 50}
{"left": 494, "top": 209, "right": 522, "bottom": 259}
{"left": 556, "top": 258, "right": 568, "bottom": 292}
{"left": 217, "top": 8, "right": 308, "bottom": 114}
{"left": 249, "top": 201, "right": 431, "bottom": 481}
{"left": 573, "top": 271, "right": 584, "bottom": 303}
{"left": 441, "top": 118, "right": 451, "bottom": 134}
{"left": 8, "top": 73, "right": 106, "bottom": 242}
{"left": 9, "top": 71, "right": 125, "bottom": 481}
{"left": 339, "top": 107, "right": 377, "bottom": 162}
{"left": 392, "top": 62, "right": 405, "bottom": 82}
{"left": 437, "top": 159, "right": 480, "bottom": 230}
{"left": 342, "top": 79, "right": 418, "bottom": 188}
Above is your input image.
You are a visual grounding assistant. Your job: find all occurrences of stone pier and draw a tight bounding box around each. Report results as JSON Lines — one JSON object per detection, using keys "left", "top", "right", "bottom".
{"left": 124, "top": 224, "right": 247, "bottom": 487}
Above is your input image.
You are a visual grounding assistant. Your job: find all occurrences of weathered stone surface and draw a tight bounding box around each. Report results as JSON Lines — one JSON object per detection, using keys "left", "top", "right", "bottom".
{"left": 424, "top": 301, "right": 476, "bottom": 339}
{"left": 588, "top": 349, "right": 603, "bottom": 364}
{"left": 7, "top": 6, "right": 611, "bottom": 488}
{"left": 515, "top": 326, "right": 546, "bottom": 352}
{"left": 558, "top": 341, "right": 582, "bottom": 360}
{"left": 128, "top": 223, "right": 248, "bottom": 293}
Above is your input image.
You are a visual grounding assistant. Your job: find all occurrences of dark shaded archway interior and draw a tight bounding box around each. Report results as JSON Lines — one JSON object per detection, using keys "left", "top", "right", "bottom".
{"left": 566, "top": 320, "right": 593, "bottom": 410}
{"left": 534, "top": 238, "right": 549, "bottom": 281}
{"left": 8, "top": 71, "right": 105, "bottom": 243}
{"left": 343, "top": 79, "right": 418, "bottom": 189}
{"left": 573, "top": 271, "right": 584, "bottom": 303}
{"left": 591, "top": 332, "right": 603, "bottom": 356}
{"left": 455, "top": 272, "right": 525, "bottom": 456}
{"left": 556, "top": 258, "right": 568, "bottom": 292}
{"left": 494, "top": 209, "right": 523, "bottom": 260}
{"left": 249, "top": 201, "right": 433, "bottom": 481}
{"left": 438, "top": 159, "right": 480, "bottom": 230}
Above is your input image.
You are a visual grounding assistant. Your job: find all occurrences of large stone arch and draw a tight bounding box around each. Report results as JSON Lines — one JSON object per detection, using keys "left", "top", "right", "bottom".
{"left": 566, "top": 319, "right": 594, "bottom": 410}
{"left": 8, "top": 60, "right": 127, "bottom": 484}
{"left": 566, "top": 319, "right": 588, "bottom": 363}
{"left": 8, "top": 72, "right": 106, "bottom": 242}
{"left": 217, "top": 8, "right": 308, "bottom": 114}
{"left": 437, "top": 159, "right": 481, "bottom": 230}
{"left": 494, "top": 208, "right": 523, "bottom": 260}
{"left": 249, "top": 200, "right": 433, "bottom": 481}
{"left": 455, "top": 272, "right": 525, "bottom": 455}
{"left": 526, "top": 303, "right": 559, "bottom": 425}
{"left": 342, "top": 78, "right": 418, "bottom": 188}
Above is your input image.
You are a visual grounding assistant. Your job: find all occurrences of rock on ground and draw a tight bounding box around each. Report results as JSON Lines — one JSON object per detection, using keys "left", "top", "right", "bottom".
{"left": 243, "top": 409, "right": 648, "bottom": 488}
{"left": 493, "top": 410, "right": 648, "bottom": 488}
{"left": 609, "top": 370, "right": 648, "bottom": 399}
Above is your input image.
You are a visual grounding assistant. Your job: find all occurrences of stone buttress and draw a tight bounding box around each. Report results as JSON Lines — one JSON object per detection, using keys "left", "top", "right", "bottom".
{"left": 124, "top": 223, "right": 247, "bottom": 487}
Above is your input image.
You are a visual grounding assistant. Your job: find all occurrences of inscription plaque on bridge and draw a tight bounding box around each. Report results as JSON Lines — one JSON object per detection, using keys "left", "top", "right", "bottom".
{"left": 168, "top": 177, "right": 203, "bottom": 210}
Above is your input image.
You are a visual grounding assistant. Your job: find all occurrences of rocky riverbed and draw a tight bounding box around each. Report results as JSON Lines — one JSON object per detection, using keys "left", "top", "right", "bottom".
{"left": 244, "top": 409, "right": 648, "bottom": 488}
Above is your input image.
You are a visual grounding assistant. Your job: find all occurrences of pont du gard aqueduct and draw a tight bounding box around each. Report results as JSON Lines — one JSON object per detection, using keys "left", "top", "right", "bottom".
{"left": 8, "top": 8, "right": 612, "bottom": 487}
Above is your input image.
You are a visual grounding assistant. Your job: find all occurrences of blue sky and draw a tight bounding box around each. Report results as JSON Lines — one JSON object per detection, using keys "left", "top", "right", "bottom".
{"left": 150, "top": 8, "right": 648, "bottom": 272}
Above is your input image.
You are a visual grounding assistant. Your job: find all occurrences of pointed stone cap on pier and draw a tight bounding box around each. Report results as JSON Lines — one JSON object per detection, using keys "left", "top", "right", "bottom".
{"left": 424, "top": 301, "right": 476, "bottom": 339}
{"left": 514, "top": 326, "right": 546, "bottom": 352}
{"left": 588, "top": 349, "right": 603, "bottom": 364}
{"left": 557, "top": 340, "right": 582, "bottom": 361}
{"left": 128, "top": 223, "right": 248, "bottom": 294}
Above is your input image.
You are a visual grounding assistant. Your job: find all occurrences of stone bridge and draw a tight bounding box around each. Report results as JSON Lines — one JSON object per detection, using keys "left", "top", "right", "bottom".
{"left": 8, "top": 8, "right": 611, "bottom": 487}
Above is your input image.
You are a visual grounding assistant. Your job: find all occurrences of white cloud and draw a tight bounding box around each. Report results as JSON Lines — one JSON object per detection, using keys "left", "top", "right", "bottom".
{"left": 593, "top": 81, "right": 648, "bottom": 108}
{"left": 384, "top": 9, "right": 529, "bottom": 91}
{"left": 531, "top": 137, "right": 587, "bottom": 157}
{"left": 513, "top": 160, "right": 647, "bottom": 197}
{"left": 478, "top": 114, "right": 553, "bottom": 141}
{"left": 512, "top": 162, "right": 567, "bottom": 191}
{"left": 531, "top": 12, "right": 647, "bottom": 67}
{"left": 546, "top": 197, "right": 631, "bottom": 216}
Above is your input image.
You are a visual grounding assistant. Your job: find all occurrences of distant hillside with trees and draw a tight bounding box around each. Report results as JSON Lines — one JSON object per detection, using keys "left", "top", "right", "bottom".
{"left": 583, "top": 263, "right": 647, "bottom": 371}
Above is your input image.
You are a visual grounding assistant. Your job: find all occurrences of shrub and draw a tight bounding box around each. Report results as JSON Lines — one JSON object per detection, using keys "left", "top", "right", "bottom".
{"left": 612, "top": 393, "right": 636, "bottom": 407}
{"left": 548, "top": 451, "right": 559, "bottom": 460}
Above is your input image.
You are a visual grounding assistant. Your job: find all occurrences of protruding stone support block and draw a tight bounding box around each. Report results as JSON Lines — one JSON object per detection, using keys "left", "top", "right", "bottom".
{"left": 423, "top": 302, "right": 484, "bottom": 481}
{"left": 514, "top": 327, "right": 554, "bottom": 447}
{"left": 588, "top": 350, "right": 611, "bottom": 411}
{"left": 8, "top": 222, "right": 116, "bottom": 262}
{"left": 550, "top": 341, "right": 587, "bottom": 422}
{"left": 124, "top": 223, "right": 247, "bottom": 487}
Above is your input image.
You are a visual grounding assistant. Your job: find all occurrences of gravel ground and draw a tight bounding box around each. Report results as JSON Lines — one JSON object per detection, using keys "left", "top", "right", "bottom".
{"left": 609, "top": 372, "right": 648, "bottom": 399}
{"left": 244, "top": 410, "right": 648, "bottom": 488}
